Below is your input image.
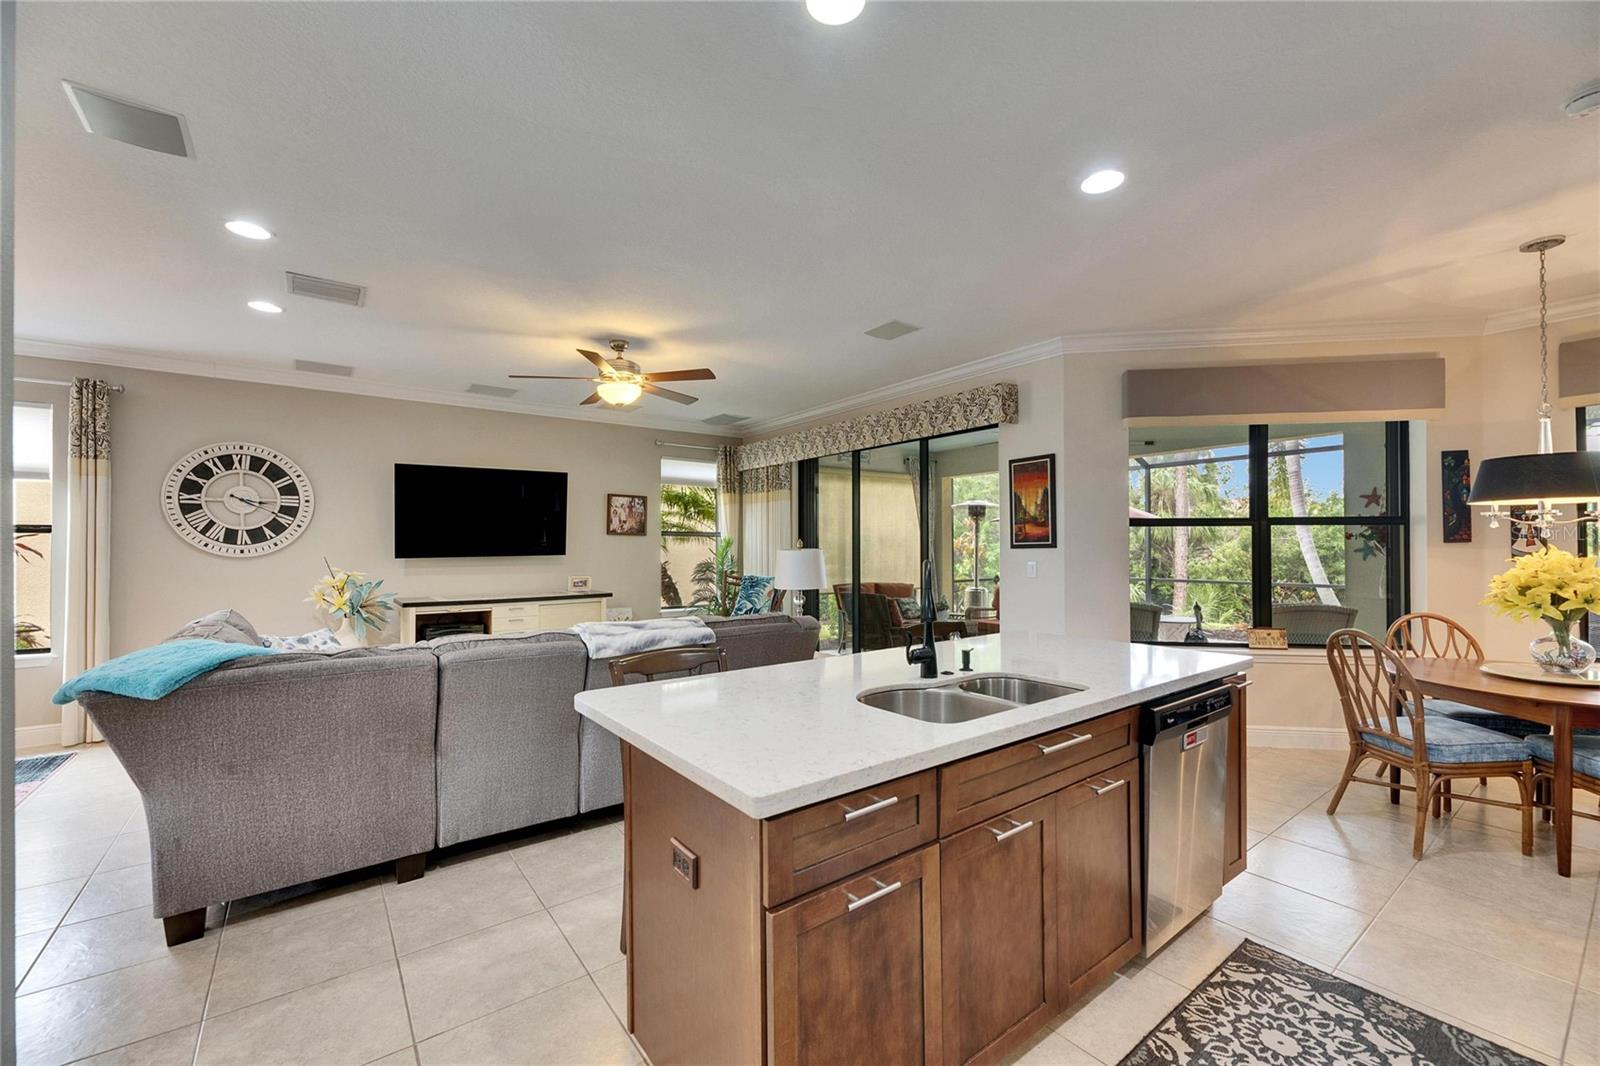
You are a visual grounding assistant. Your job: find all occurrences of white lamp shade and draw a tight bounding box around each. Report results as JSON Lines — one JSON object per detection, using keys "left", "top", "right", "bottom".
{"left": 775, "top": 548, "right": 828, "bottom": 591}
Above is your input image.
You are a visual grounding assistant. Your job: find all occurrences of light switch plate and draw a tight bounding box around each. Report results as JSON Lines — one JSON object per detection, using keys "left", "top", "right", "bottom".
{"left": 1027, "top": 561, "right": 1038, "bottom": 578}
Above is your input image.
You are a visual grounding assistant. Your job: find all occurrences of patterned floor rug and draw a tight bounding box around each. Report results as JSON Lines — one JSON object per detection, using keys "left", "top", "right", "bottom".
{"left": 15, "top": 752, "right": 74, "bottom": 806}
{"left": 1121, "top": 940, "right": 1537, "bottom": 1066}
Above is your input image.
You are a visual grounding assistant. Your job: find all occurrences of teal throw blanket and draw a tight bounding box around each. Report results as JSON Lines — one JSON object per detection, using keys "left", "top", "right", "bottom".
{"left": 54, "top": 640, "right": 277, "bottom": 705}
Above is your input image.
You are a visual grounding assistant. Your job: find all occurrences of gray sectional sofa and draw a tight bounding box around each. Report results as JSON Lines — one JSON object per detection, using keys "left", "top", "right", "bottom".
{"left": 79, "top": 612, "right": 819, "bottom": 944}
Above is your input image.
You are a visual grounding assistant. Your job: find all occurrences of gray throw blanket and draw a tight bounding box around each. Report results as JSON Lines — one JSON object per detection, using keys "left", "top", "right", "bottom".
{"left": 570, "top": 618, "right": 714, "bottom": 659}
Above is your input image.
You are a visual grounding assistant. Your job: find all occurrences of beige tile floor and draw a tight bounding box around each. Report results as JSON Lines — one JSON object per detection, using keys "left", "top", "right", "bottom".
{"left": 11, "top": 744, "right": 1600, "bottom": 1065}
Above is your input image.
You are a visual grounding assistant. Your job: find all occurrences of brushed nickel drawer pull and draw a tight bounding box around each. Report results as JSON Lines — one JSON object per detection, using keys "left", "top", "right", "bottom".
{"left": 1090, "top": 777, "right": 1127, "bottom": 795}
{"left": 841, "top": 794, "right": 899, "bottom": 821}
{"left": 988, "top": 817, "right": 1035, "bottom": 842}
{"left": 1037, "top": 732, "right": 1091, "bottom": 755}
{"left": 844, "top": 878, "right": 902, "bottom": 911}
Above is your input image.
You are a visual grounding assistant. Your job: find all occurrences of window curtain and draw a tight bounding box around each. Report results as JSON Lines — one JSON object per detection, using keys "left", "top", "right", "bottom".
{"left": 715, "top": 444, "right": 740, "bottom": 556}
{"left": 62, "top": 378, "right": 112, "bottom": 746}
{"left": 739, "top": 464, "right": 792, "bottom": 601}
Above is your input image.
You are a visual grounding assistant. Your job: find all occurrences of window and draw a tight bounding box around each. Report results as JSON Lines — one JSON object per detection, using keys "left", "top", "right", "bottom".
{"left": 660, "top": 458, "right": 719, "bottom": 610}
{"left": 800, "top": 426, "right": 999, "bottom": 653}
{"left": 1129, "top": 422, "right": 1408, "bottom": 646}
{"left": 14, "top": 403, "right": 54, "bottom": 653}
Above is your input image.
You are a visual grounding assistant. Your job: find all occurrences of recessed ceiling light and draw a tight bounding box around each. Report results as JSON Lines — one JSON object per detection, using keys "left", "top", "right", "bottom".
{"left": 247, "top": 300, "right": 283, "bottom": 314}
{"left": 224, "top": 219, "right": 273, "bottom": 240}
{"left": 806, "top": 0, "right": 864, "bottom": 25}
{"left": 1080, "top": 169, "right": 1125, "bottom": 195}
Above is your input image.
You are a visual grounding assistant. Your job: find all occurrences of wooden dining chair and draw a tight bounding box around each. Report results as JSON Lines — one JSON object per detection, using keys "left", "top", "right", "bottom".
{"left": 607, "top": 644, "right": 730, "bottom": 955}
{"left": 1530, "top": 737, "right": 1600, "bottom": 831}
{"left": 1325, "top": 629, "right": 1535, "bottom": 859}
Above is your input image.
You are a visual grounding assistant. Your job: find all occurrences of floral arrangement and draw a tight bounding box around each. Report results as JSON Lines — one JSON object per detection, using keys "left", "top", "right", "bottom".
{"left": 1482, "top": 545, "right": 1600, "bottom": 626}
{"left": 307, "top": 560, "right": 397, "bottom": 641}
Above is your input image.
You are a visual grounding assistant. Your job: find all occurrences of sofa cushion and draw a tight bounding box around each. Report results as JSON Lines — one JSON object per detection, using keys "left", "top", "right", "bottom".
{"left": 168, "top": 608, "right": 263, "bottom": 646}
{"left": 1526, "top": 734, "right": 1600, "bottom": 778}
{"left": 876, "top": 582, "right": 915, "bottom": 599}
{"left": 1360, "top": 715, "right": 1532, "bottom": 765}
{"left": 261, "top": 628, "right": 342, "bottom": 652}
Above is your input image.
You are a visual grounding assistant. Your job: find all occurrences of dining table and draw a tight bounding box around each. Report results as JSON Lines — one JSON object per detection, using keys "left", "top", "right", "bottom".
{"left": 1406, "top": 657, "right": 1600, "bottom": 877}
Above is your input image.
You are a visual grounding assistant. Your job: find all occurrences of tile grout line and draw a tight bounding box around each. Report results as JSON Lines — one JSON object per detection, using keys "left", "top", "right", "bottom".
{"left": 1557, "top": 874, "right": 1600, "bottom": 1065}
{"left": 191, "top": 902, "right": 229, "bottom": 1066}
{"left": 380, "top": 875, "right": 423, "bottom": 1058}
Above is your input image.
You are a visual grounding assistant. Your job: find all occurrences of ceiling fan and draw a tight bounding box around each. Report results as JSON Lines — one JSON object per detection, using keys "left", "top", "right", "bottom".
{"left": 509, "top": 339, "right": 715, "bottom": 407}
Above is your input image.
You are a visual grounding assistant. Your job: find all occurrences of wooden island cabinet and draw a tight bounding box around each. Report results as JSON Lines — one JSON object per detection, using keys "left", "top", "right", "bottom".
{"left": 620, "top": 699, "right": 1216, "bottom": 1066}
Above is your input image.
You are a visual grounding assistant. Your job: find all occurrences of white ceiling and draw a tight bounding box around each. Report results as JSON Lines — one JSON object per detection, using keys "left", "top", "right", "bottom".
{"left": 16, "top": 2, "right": 1600, "bottom": 429}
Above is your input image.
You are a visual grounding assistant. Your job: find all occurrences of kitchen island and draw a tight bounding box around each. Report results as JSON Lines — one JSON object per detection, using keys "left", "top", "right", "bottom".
{"left": 576, "top": 634, "right": 1252, "bottom": 1066}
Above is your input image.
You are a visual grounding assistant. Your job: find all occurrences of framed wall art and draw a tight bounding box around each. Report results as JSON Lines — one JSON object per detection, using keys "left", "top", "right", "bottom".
{"left": 1008, "top": 454, "right": 1056, "bottom": 549}
{"left": 606, "top": 493, "right": 647, "bottom": 536}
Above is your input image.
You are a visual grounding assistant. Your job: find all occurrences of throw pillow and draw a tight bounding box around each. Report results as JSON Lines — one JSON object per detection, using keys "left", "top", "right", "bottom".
{"left": 168, "top": 609, "right": 264, "bottom": 646}
{"left": 260, "top": 628, "right": 342, "bottom": 652}
{"left": 895, "top": 597, "right": 922, "bottom": 621}
{"left": 732, "top": 575, "right": 776, "bottom": 616}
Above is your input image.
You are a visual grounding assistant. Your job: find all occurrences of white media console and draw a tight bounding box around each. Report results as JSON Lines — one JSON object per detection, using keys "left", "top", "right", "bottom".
{"left": 395, "top": 591, "right": 612, "bottom": 644}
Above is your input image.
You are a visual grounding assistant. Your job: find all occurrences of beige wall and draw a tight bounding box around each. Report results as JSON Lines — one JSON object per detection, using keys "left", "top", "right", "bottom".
{"left": 746, "top": 315, "right": 1600, "bottom": 741}
{"left": 14, "top": 353, "right": 726, "bottom": 733}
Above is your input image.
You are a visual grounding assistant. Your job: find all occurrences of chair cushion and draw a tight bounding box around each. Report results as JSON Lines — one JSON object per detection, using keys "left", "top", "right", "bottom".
{"left": 1360, "top": 715, "right": 1532, "bottom": 765}
{"left": 1424, "top": 698, "right": 1550, "bottom": 739}
{"left": 1526, "top": 734, "right": 1600, "bottom": 779}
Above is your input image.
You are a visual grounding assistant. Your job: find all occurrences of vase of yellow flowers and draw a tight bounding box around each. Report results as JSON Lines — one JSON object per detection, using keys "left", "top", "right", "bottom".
{"left": 308, "top": 560, "right": 397, "bottom": 648}
{"left": 1483, "top": 545, "right": 1600, "bottom": 675}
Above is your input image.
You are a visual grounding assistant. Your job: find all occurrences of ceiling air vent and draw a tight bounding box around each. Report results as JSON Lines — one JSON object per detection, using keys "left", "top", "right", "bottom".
{"left": 467, "top": 383, "right": 518, "bottom": 399}
{"left": 864, "top": 320, "right": 920, "bottom": 341}
{"left": 285, "top": 272, "right": 367, "bottom": 307}
{"left": 293, "top": 359, "right": 354, "bottom": 376}
{"left": 702, "top": 413, "right": 750, "bottom": 427}
{"left": 63, "top": 81, "right": 192, "bottom": 158}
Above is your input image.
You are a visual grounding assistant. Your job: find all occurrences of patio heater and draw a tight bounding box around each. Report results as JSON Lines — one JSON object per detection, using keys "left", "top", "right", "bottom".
{"left": 952, "top": 500, "right": 999, "bottom": 612}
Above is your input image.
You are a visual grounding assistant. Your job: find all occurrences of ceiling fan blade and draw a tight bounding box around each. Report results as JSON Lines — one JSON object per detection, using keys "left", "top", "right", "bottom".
{"left": 577, "top": 349, "right": 613, "bottom": 372}
{"left": 508, "top": 374, "right": 600, "bottom": 380}
{"left": 579, "top": 391, "right": 603, "bottom": 406}
{"left": 642, "top": 368, "right": 716, "bottom": 382}
{"left": 641, "top": 382, "right": 699, "bottom": 405}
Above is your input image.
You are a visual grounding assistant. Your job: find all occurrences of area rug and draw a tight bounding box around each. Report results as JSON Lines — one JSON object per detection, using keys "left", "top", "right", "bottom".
{"left": 1121, "top": 940, "right": 1538, "bottom": 1066}
{"left": 15, "top": 752, "right": 74, "bottom": 806}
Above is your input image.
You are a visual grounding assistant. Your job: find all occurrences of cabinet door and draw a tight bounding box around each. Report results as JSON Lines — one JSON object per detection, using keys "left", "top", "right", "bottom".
{"left": 939, "top": 795, "right": 1058, "bottom": 1066}
{"left": 767, "top": 845, "right": 942, "bottom": 1066}
{"left": 1057, "top": 756, "right": 1142, "bottom": 1001}
{"left": 1223, "top": 678, "right": 1248, "bottom": 883}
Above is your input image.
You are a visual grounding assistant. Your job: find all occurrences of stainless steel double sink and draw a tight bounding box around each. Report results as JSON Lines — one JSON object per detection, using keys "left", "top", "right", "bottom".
{"left": 857, "top": 674, "right": 1084, "bottom": 724}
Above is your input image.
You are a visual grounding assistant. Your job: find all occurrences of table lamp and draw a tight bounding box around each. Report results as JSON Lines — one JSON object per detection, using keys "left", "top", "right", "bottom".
{"left": 775, "top": 548, "right": 828, "bottom": 612}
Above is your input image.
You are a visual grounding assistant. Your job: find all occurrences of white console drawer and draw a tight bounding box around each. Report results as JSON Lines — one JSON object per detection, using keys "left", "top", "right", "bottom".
{"left": 491, "top": 605, "right": 537, "bottom": 633}
{"left": 538, "top": 599, "right": 607, "bottom": 629}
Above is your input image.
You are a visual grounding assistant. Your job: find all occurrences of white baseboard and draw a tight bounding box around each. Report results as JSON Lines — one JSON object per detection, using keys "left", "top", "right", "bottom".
{"left": 1248, "top": 725, "right": 1346, "bottom": 750}
{"left": 16, "top": 723, "right": 62, "bottom": 751}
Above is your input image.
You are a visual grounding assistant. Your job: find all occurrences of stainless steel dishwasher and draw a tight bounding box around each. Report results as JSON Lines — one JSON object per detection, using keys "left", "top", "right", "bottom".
{"left": 1140, "top": 681, "right": 1235, "bottom": 956}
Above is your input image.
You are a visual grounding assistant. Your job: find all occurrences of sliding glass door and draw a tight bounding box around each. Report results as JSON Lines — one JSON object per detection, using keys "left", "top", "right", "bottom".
{"left": 799, "top": 426, "right": 999, "bottom": 653}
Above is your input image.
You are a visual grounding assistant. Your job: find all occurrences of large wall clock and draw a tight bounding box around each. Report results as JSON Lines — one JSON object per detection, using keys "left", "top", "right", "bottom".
{"left": 161, "top": 442, "right": 315, "bottom": 557}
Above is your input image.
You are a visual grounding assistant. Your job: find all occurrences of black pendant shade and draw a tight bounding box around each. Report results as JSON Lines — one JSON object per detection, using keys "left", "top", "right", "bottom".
{"left": 1467, "top": 450, "right": 1600, "bottom": 506}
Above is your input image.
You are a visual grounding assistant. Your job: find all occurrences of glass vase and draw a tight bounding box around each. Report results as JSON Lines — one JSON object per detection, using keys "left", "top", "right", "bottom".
{"left": 1529, "top": 615, "right": 1595, "bottom": 676}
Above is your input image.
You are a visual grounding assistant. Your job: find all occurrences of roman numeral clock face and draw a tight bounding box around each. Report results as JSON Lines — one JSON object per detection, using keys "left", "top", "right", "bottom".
{"left": 161, "top": 443, "right": 315, "bottom": 557}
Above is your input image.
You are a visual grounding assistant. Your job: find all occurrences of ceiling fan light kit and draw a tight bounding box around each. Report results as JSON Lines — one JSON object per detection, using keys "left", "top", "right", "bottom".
{"left": 509, "top": 338, "right": 716, "bottom": 408}
{"left": 1467, "top": 235, "right": 1600, "bottom": 536}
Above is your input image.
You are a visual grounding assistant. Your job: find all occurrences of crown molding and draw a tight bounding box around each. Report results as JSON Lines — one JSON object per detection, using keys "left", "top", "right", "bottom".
{"left": 741, "top": 298, "right": 1600, "bottom": 438}
{"left": 1482, "top": 294, "right": 1600, "bottom": 336}
{"left": 13, "top": 337, "right": 743, "bottom": 438}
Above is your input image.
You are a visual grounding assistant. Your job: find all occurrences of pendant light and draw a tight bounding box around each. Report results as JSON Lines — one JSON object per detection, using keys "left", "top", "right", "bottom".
{"left": 1468, "top": 235, "right": 1600, "bottom": 536}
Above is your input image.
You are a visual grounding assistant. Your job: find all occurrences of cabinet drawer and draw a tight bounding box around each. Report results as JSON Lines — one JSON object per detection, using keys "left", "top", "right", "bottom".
{"left": 763, "top": 770, "right": 938, "bottom": 907}
{"left": 939, "top": 709, "right": 1135, "bottom": 835}
{"left": 490, "top": 605, "right": 536, "bottom": 632}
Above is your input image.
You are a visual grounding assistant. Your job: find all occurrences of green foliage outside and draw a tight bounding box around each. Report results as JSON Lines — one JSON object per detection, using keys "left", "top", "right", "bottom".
{"left": 661, "top": 483, "right": 718, "bottom": 608}
{"left": 1128, "top": 447, "right": 1353, "bottom": 630}
{"left": 950, "top": 472, "right": 1002, "bottom": 593}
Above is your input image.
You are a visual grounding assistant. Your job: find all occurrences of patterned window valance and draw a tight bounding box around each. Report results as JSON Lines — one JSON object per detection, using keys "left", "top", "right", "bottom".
{"left": 736, "top": 382, "right": 1017, "bottom": 471}
{"left": 739, "top": 463, "right": 791, "bottom": 494}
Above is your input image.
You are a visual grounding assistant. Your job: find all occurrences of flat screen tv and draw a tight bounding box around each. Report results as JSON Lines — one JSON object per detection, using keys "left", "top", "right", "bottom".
{"left": 394, "top": 463, "right": 568, "bottom": 558}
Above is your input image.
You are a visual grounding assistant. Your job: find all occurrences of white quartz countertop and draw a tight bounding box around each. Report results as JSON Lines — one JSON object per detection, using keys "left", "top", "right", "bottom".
{"left": 575, "top": 634, "right": 1252, "bottom": 819}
